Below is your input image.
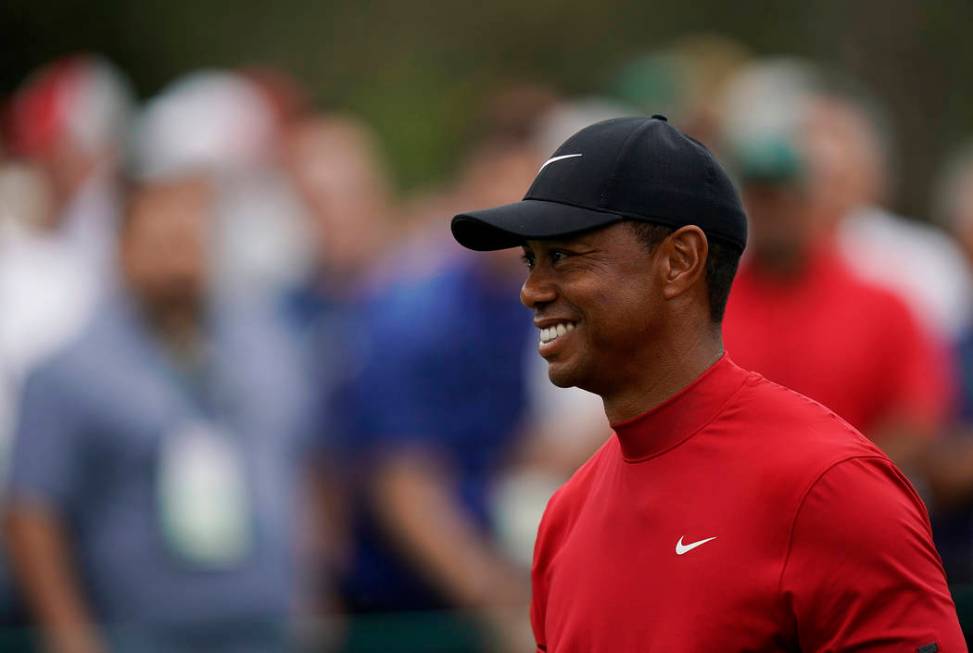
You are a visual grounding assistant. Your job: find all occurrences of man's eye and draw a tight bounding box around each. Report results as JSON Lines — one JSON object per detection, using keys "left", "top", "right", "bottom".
{"left": 551, "top": 250, "right": 568, "bottom": 264}
{"left": 521, "top": 253, "right": 535, "bottom": 270}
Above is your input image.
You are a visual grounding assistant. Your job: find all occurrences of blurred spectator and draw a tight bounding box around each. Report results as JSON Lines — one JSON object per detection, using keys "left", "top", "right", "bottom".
{"left": 284, "top": 114, "right": 396, "bottom": 297}
{"left": 6, "top": 54, "right": 133, "bottom": 281}
{"left": 276, "top": 113, "right": 399, "bottom": 624}
{"left": 279, "top": 112, "right": 397, "bottom": 402}
{"left": 720, "top": 59, "right": 972, "bottom": 338}
{"left": 721, "top": 82, "right": 951, "bottom": 473}
{"left": 0, "top": 54, "right": 134, "bottom": 470}
{"left": 131, "top": 70, "right": 313, "bottom": 301}
{"left": 925, "top": 143, "right": 973, "bottom": 582}
{"left": 0, "top": 163, "right": 96, "bottom": 470}
{"left": 718, "top": 58, "right": 820, "bottom": 179}
{"left": 3, "top": 174, "right": 312, "bottom": 653}
{"left": 334, "top": 96, "right": 552, "bottom": 651}
{"left": 0, "top": 56, "right": 133, "bottom": 634}
{"left": 339, "top": 249, "right": 532, "bottom": 652}
{"left": 816, "top": 94, "right": 973, "bottom": 340}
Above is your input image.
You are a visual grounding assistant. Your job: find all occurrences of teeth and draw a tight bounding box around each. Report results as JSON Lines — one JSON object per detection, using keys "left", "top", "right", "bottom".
{"left": 539, "top": 322, "right": 576, "bottom": 344}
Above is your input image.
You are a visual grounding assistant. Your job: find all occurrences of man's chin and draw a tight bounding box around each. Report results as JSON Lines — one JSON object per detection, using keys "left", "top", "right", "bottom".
{"left": 547, "top": 362, "right": 582, "bottom": 389}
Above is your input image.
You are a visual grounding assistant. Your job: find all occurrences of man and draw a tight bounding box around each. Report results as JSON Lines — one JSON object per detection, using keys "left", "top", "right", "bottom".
{"left": 130, "top": 70, "right": 312, "bottom": 301}
{"left": 0, "top": 54, "right": 134, "bottom": 480}
{"left": 7, "top": 54, "right": 134, "bottom": 282}
{"left": 278, "top": 113, "right": 396, "bottom": 620}
{"left": 332, "top": 98, "right": 554, "bottom": 652}
{"left": 823, "top": 95, "right": 973, "bottom": 341}
{"left": 4, "top": 175, "right": 310, "bottom": 653}
{"left": 722, "top": 125, "right": 950, "bottom": 474}
{"left": 450, "top": 116, "right": 963, "bottom": 651}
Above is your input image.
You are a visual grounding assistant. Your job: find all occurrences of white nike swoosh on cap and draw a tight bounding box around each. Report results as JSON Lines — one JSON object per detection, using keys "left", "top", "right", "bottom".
{"left": 675, "top": 535, "right": 718, "bottom": 555}
{"left": 538, "top": 153, "right": 583, "bottom": 173}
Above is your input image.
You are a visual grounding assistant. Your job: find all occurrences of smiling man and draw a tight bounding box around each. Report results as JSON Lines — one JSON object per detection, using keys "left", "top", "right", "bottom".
{"left": 450, "top": 116, "right": 964, "bottom": 652}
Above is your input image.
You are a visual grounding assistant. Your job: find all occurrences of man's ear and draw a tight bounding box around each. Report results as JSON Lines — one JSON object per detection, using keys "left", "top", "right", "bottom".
{"left": 661, "top": 226, "right": 708, "bottom": 300}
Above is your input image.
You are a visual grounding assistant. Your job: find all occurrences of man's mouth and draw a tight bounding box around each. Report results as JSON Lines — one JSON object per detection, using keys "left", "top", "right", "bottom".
{"left": 539, "top": 321, "right": 576, "bottom": 345}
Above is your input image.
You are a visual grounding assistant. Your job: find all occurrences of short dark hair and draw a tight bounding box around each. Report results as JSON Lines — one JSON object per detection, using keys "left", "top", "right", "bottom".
{"left": 627, "top": 221, "right": 741, "bottom": 323}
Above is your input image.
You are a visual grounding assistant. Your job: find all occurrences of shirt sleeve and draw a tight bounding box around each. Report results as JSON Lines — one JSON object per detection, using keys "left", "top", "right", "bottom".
{"left": 780, "top": 456, "right": 964, "bottom": 651}
{"left": 530, "top": 494, "right": 556, "bottom": 652}
{"left": 6, "top": 366, "right": 86, "bottom": 512}
{"left": 348, "top": 303, "right": 443, "bottom": 451}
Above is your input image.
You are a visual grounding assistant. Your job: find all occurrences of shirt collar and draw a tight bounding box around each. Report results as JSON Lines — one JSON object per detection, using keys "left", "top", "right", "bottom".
{"left": 611, "top": 355, "right": 750, "bottom": 462}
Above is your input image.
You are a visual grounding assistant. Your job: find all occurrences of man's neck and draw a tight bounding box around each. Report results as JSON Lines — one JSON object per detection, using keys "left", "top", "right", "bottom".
{"left": 750, "top": 251, "right": 809, "bottom": 282}
{"left": 601, "top": 330, "right": 724, "bottom": 424}
{"left": 144, "top": 307, "right": 203, "bottom": 363}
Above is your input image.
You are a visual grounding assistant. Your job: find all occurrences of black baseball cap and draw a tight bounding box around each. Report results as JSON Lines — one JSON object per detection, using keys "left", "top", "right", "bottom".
{"left": 450, "top": 115, "right": 747, "bottom": 253}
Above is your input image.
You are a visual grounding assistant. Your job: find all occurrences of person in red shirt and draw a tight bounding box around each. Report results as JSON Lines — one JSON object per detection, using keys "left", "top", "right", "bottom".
{"left": 450, "top": 116, "right": 964, "bottom": 651}
{"left": 723, "top": 122, "right": 950, "bottom": 473}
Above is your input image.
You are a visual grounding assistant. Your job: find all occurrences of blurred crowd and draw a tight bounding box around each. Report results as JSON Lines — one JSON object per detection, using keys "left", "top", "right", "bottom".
{"left": 3, "top": 34, "right": 973, "bottom": 651}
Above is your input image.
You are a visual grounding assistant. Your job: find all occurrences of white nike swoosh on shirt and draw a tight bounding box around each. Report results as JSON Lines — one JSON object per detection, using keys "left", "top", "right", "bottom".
{"left": 538, "top": 153, "right": 583, "bottom": 173}
{"left": 675, "top": 535, "right": 718, "bottom": 555}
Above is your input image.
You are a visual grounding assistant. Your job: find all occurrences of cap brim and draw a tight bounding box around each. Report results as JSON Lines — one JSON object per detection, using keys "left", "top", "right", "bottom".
{"left": 451, "top": 199, "right": 622, "bottom": 251}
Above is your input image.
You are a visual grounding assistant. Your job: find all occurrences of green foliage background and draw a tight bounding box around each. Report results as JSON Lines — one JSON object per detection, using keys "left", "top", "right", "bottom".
{"left": 3, "top": 0, "right": 973, "bottom": 215}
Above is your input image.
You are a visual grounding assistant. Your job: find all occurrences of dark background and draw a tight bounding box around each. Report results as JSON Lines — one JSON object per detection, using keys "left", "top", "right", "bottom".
{"left": 3, "top": 0, "right": 971, "bottom": 214}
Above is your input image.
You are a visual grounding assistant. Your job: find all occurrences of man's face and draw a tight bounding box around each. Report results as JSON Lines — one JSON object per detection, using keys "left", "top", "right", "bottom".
{"left": 520, "top": 222, "right": 664, "bottom": 395}
{"left": 121, "top": 178, "right": 211, "bottom": 321}
{"left": 286, "top": 117, "right": 390, "bottom": 280}
{"left": 742, "top": 181, "right": 814, "bottom": 274}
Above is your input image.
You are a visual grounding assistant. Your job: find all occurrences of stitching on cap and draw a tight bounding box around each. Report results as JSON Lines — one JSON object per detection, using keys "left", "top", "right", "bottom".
{"left": 598, "top": 120, "right": 653, "bottom": 209}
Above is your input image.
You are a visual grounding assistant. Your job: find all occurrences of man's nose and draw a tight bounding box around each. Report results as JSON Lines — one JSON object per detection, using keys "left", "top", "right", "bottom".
{"left": 521, "top": 269, "right": 557, "bottom": 309}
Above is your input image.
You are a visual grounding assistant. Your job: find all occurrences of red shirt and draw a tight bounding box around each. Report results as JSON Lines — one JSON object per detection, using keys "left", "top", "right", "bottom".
{"left": 723, "top": 246, "right": 949, "bottom": 436}
{"left": 530, "top": 357, "right": 963, "bottom": 652}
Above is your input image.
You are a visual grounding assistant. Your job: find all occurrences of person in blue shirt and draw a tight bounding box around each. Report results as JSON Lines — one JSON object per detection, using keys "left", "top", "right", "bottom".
{"left": 4, "top": 175, "right": 311, "bottom": 653}
{"left": 337, "top": 246, "right": 533, "bottom": 650}
{"left": 276, "top": 116, "right": 398, "bottom": 621}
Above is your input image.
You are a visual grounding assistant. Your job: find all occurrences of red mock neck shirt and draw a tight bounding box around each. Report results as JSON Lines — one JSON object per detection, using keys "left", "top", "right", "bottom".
{"left": 530, "top": 356, "right": 963, "bottom": 652}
